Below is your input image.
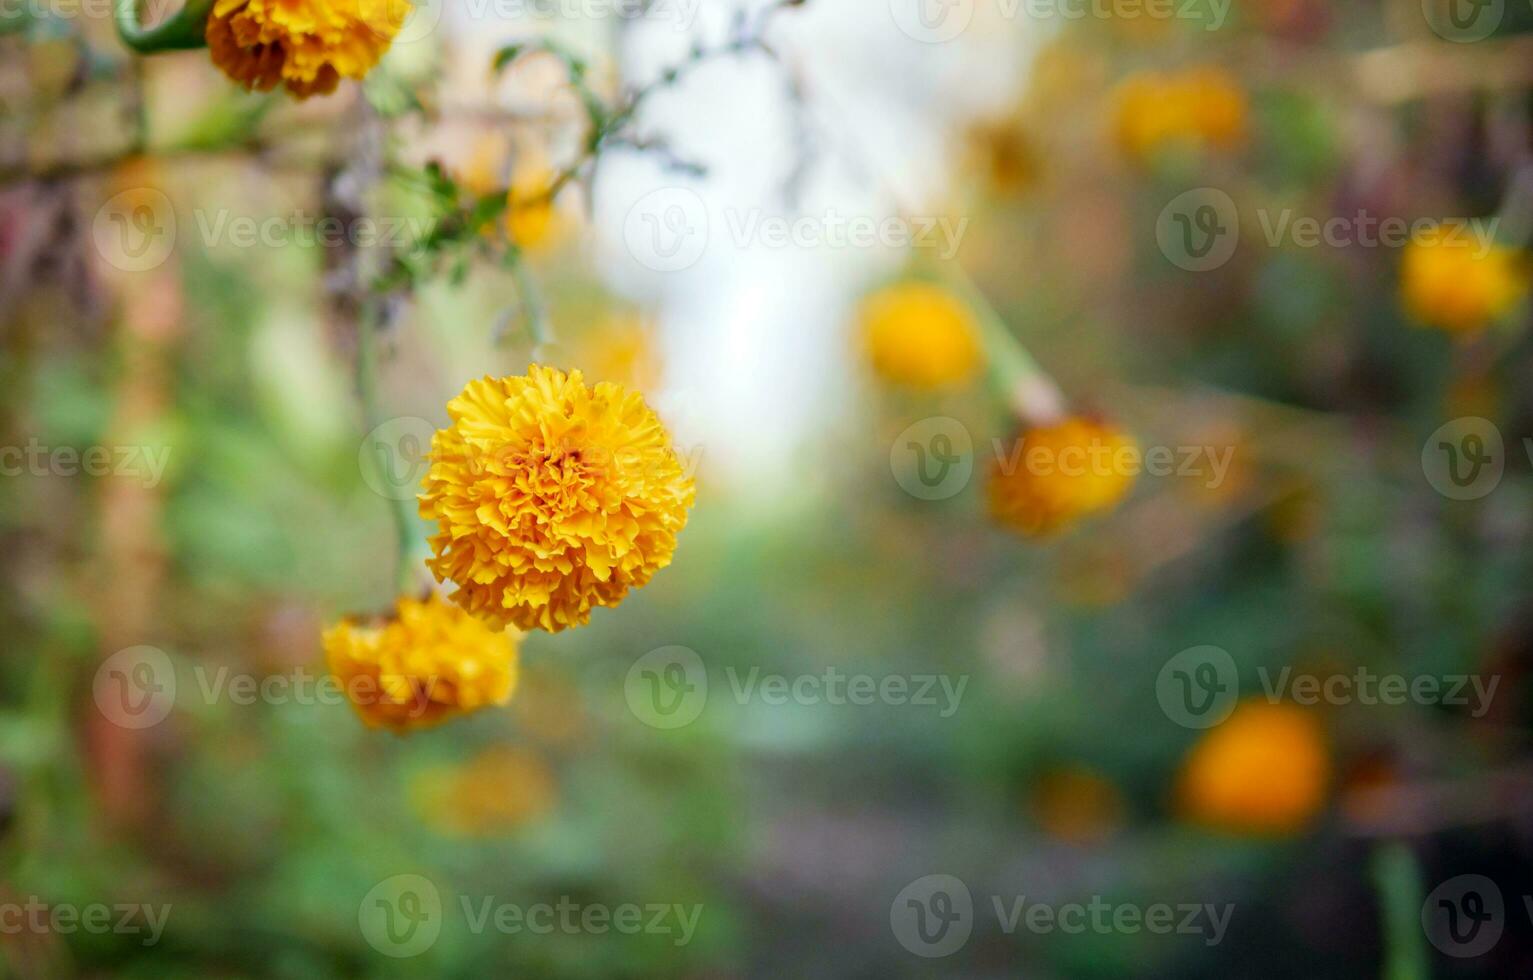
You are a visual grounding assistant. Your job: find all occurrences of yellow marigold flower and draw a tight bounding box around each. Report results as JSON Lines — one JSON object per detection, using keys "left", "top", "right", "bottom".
{"left": 1400, "top": 237, "right": 1529, "bottom": 336}
{"left": 323, "top": 593, "right": 519, "bottom": 732}
{"left": 988, "top": 417, "right": 1137, "bottom": 536}
{"left": 1177, "top": 701, "right": 1328, "bottom": 835}
{"left": 419, "top": 365, "right": 696, "bottom": 633}
{"left": 1113, "top": 67, "right": 1247, "bottom": 165}
{"left": 205, "top": 0, "right": 409, "bottom": 99}
{"left": 411, "top": 746, "right": 557, "bottom": 836}
{"left": 860, "top": 282, "right": 983, "bottom": 390}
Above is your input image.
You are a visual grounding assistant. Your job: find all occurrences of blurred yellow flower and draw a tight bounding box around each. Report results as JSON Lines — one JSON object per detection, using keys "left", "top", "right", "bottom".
{"left": 1031, "top": 767, "right": 1124, "bottom": 843}
{"left": 1113, "top": 67, "right": 1247, "bottom": 165}
{"left": 505, "top": 162, "right": 566, "bottom": 252}
{"left": 988, "top": 417, "right": 1138, "bottom": 536}
{"left": 1400, "top": 237, "right": 1528, "bottom": 336}
{"left": 577, "top": 314, "right": 663, "bottom": 392}
{"left": 1177, "top": 701, "right": 1328, "bottom": 835}
{"left": 419, "top": 365, "right": 696, "bottom": 633}
{"left": 458, "top": 134, "right": 509, "bottom": 199}
{"left": 411, "top": 746, "right": 557, "bottom": 836}
{"left": 205, "top": 0, "right": 409, "bottom": 99}
{"left": 860, "top": 282, "right": 983, "bottom": 390}
{"left": 323, "top": 593, "right": 519, "bottom": 733}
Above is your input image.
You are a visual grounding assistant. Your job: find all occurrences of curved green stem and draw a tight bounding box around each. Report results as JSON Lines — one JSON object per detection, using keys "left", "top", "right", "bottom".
{"left": 357, "top": 299, "right": 425, "bottom": 594}
{"left": 941, "top": 262, "right": 1067, "bottom": 426}
{"left": 115, "top": 0, "right": 215, "bottom": 53}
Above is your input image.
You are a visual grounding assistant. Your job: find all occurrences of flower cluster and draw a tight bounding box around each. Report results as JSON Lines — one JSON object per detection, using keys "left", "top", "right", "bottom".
{"left": 1400, "top": 237, "right": 1529, "bottom": 336}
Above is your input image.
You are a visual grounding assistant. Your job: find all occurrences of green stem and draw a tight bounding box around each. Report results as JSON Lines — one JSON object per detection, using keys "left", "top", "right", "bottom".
{"left": 940, "top": 262, "right": 1067, "bottom": 425}
{"left": 115, "top": 0, "right": 214, "bottom": 53}
{"left": 356, "top": 299, "right": 422, "bottom": 594}
{"left": 1372, "top": 842, "right": 1428, "bottom": 980}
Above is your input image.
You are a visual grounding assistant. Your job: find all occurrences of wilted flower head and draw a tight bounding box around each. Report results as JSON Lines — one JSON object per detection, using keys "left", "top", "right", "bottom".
{"left": 988, "top": 417, "right": 1137, "bottom": 536}
{"left": 1400, "top": 237, "right": 1528, "bottom": 336}
{"left": 1177, "top": 701, "right": 1328, "bottom": 835}
{"left": 860, "top": 282, "right": 983, "bottom": 390}
{"left": 419, "top": 365, "right": 696, "bottom": 633}
{"left": 323, "top": 593, "right": 519, "bottom": 732}
{"left": 1113, "top": 67, "right": 1247, "bottom": 165}
{"left": 206, "top": 0, "right": 409, "bottom": 99}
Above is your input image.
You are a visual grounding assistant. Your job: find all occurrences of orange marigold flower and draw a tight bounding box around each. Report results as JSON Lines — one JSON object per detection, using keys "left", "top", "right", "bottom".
{"left": 206, "top": 0, "right": 409, "bottom": 99}
{"left": 1112, "top": 66, "right": 1247, "bottom": 165}
{"left": 419, "top": 365, "right": 696, "bottom": 633}
{"left": 860, "top": 282, "right": 983, "bottom": 390}
{"left": 1177, "top": 701, "right": 1328, "bottom": 835}
{"left": 988, "top": 417, "right": 1137, "bottom": 536}
{"left": 323, "top": 593, "right": 519, "bottom": 732}
{"left": 1400, "top": 237, "right": 1528, "bottom": 336}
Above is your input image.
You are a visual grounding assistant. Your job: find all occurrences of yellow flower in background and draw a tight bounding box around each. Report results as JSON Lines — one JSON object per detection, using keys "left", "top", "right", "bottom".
{"left": 860, "top": 282, "right": 983, "bottom": 390}
{"left": 419, "top": 365, "right": 696, "bottom": 633}
{"left": 578, "top": 314, "right": 663, "bottom": 392}
{"left": 1177, "top": 701, "right": 1328, "bottom": 835}
{"left": 1400, "top": 237, "right": 1528, "bottom": 336}
{"left": 505, "top": 162, "right": 565, "bottom": 251}
{"left": 206, "top": 0, "right": 409, "bottom": 98}
{"left": 323, "top": 593, "right": 519, "bottom": 732}
{"left": 1113, "top": 67, "right": 1247, "bottom": 165}
{"left": 988, "top": 417, "right": 1137, "bottom": 536}
{"left": 458, "top": 133, "right": 509, "bottom": 199}
{"left": 411, "top": 746, "right": 557, "bottom": 836}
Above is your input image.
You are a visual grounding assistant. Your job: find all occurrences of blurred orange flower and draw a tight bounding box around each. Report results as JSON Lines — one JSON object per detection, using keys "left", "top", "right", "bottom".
{"left": 1400, "top": 237, "right": 1528, "bottom": 336}
{"left": 1177, "top": 701, "right": 1328, "bottom": 835}
{"left": 859, "top": 282, "right": 983, "bottom": 390}
{"left": 1112, "top": 67, "right": 1248, "bottom": 165}
{"left": 988, "top": 417, "right": 1138, "bottom": 536}
{"left": 412, "top": 746, "right": 558, "bottom": 836}
{"left": 323, "top": 593, "right": 519, "bottom": 733}
{"left": 1031, "top": 767, "right": 1125, "bottom": 843}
